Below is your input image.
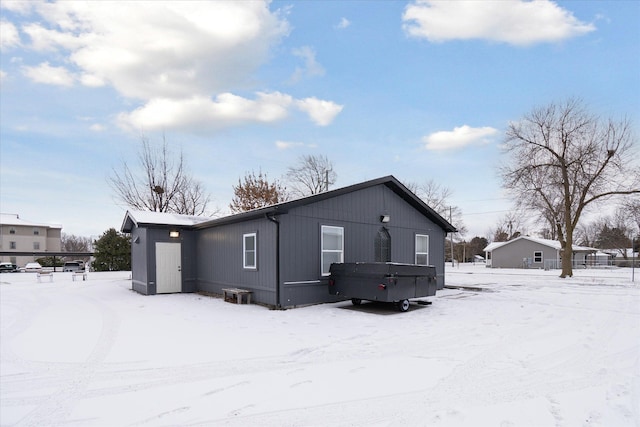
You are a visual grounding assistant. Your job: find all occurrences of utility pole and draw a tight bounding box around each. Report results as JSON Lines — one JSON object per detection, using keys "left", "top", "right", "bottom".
{"left": 450, "top": 206, "right": 455, "bottom": 267}
{"left": 632, "top": 231, "right": 637, "bottom": 283}
{"left": 463, "top": 240, "right": 466, "bottom": 264}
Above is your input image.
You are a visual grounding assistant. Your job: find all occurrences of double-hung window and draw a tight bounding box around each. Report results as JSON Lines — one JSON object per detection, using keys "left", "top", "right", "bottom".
{"left": 321, "top": 225, "right": 343, "bottom": 275}
{"left": 415, "top": 234, "right": 429, "bottom": 265}
{"left": 534, "top": 251, "right": 543, "bottom": 263}
{"left": 243, "top": 233, "right": 257, "bottom": 269}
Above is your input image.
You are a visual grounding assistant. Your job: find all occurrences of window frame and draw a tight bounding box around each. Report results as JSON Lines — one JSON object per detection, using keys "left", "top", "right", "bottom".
{"left": 534, "top": 251, "right": 543, "bottom": 263}
{"left": 415, "top": 234, "right": 429, "bottom": 265}
{"left": 321, "top": 225, "right": 344, "bottom": 276}
{"left": 33, "top": 228, "right": 40, "bottom": 236}
{"left": 9, "top": 241, "right": 16, "bottom": 250}
{"left": 243, "top": 232, "right": 257, "bottom": 270}
{"left": 33, "top": 242, "right": 40, "bottom": 250}
{"left": 375, "top": 227, "right": 391, "bottom": 262}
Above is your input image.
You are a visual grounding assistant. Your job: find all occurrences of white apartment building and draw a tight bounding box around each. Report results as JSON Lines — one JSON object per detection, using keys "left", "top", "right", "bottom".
{"left": 0, "top": 213, "right": 62, "bottom": 267}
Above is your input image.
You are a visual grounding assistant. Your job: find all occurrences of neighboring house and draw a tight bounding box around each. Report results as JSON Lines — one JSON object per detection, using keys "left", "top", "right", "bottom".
{"left": 585, "top": 251, "right": 613, "bottom": 267}
{"left": 121, "top": 175, "right": 457, "bottom": 308}
{"left": 484, "top": 236, "right": 597, "bottom": 269}
{"left": 473, "top": 255, "right": 485, "bottom": 263}
{"left": 599, "top": 248, "right": 639, "bottom": 266}
{"left": 0, "top": 213, "right": 62, "bottom": 267}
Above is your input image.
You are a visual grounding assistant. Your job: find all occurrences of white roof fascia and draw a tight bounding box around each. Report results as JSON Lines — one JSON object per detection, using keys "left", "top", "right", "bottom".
{"left": 123, "top": 210, "right": 210, "bottom": 229}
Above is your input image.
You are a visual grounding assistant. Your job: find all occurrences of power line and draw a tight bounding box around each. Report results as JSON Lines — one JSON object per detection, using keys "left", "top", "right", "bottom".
{"left": 463, "top": 209, "right": 512, "bottom": 216}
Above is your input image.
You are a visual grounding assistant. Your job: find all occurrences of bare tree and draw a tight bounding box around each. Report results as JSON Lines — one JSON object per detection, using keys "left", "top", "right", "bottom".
{"left": 574, "top": 217, "right": 605, "bottom": 247}
{"left": 501, "top": 98, "right": 639, "bottom": 277}
{"left": 489, "top": 211, "right": 527, "bottom": 242}
{"left": 406, "top": 179, "right": 467, "bottom": 236}
{"left": 61, "top": 233, "right": 92, "bottom": 263}
{"left": 407, "top": 179, "right": 452, "bottom": 214}
{"left": 109, "top": 135, "right": 211, "bottom": 215}
{"left": 405, "top": 179, "right": 466, "bottom": 264}
{"left": 286, "top": 154, "right": 337, "bottom": 198}
{"left": 622, "top": 196, "right": 640, "bottom": 235}
{"left": 230, "top": 170, "right": 288, "bottom": 213}
{"left": 61, "top": 233, "right": 91, "bottom": 252}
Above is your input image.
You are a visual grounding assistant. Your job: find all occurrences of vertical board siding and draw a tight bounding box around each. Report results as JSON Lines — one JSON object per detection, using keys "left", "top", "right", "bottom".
{"left": 132, "top": 182, "right": 449, "bottom": 308}
{"left": 131, "top": 227, "right": 148, "bottom": 294}
{"left": 278, "top": 185, "right": 447, "bottom": 307}
{"left": 142, "top": 227, "right": 197, "bottom": 295}
{"left": 196, "top": 218, "right": 277, "bottom": 305}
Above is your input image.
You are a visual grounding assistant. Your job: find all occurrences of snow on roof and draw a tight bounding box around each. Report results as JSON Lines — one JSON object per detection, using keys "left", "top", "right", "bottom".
{"left": 600, "top": 248, "right": 639, "bottom": 257}
{"left": 484, "top": 235, "right": 597, "bottom": 252}
{"left": 0, "top": 213, "right": 62, "bottom": 229}
{"left": 121, "top": 210, "right": 210, "bottom": 231}
{"left": 483, "top": 240, "right": 509, "bottom": 252}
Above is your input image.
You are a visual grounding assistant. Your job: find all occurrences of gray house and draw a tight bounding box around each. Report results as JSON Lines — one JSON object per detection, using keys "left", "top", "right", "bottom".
{"left": 121, "top": 175, "right": 456, "bottom": 308}
{"left": 484, "top": 236, "right": 597, "bottom": 269}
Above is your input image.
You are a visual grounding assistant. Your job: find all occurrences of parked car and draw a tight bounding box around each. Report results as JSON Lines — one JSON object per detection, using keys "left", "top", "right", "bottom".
{"left": 22, "top": 262, "right": 43, "bottom": 273}
{"left": 63, "top": 261, "right": 85, "bottom": 272}
{"left": 0, "top": 262, "right": 17, "bottom": 273}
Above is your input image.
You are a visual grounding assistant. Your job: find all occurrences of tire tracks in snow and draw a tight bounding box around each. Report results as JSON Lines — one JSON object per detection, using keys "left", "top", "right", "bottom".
{"left": 8, "top": 290, "right": 121, "bottom": 427}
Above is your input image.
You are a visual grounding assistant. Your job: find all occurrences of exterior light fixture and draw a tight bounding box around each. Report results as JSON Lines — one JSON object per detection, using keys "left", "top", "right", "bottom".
{"left": 380, "top": 215, "right": 390, "bottom": 223}
{"left": 169, "top": 231, "right": 180, "bottom": 238}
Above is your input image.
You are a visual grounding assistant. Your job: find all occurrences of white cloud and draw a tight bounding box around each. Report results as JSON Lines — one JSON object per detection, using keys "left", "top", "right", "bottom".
{"left": 402, "top": 0, "right": 595, "bottom": 46}
{"left": 22, "top": 23, "right": 84, "bottom": 52}
{"left": 89, "top": 123, "right": 106, "bottom": 132}
{"left": 79, "top": 73, "right": 105, "bottom": 88}
{"left": 275, "top": 140, "right": 304, "bottom": 150}
{"left": 119, "top": 92, "right": 342, "bottom": 131}
{"left": 22, "top": 62, "right": 74, "bottom": 87}
{"left": 0, "top": 0, "right": 34, "bottom": 14}
{"left": 16, "top": 1, "right": 289, "bottom": 99}
{"left": 117, "top": 92, "right": 292, "bottom": 131}
{"left": 337, "top": 17, "right": 351, "bottom": 29}
{"left": 290, "top": 46, "right": 325, "bottom": 83}
{"left": 0, "top": 69, "right": 6, "bottom": 82}
{"left": 423, "top": 125, "right": 498, "bottom": 151}
{"left": 295, "top": 97, "right": 343, "bottom": 126}
{"left": 0, "top": 19, "right": 20, "bottom": 48}
{"left": 7, "top": 1, "right": 343, "bottom": 131}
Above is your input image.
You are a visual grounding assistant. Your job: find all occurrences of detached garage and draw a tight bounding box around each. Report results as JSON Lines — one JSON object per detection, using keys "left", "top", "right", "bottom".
{"left": 121, "top": 175, "right": 456, "bottom": 308}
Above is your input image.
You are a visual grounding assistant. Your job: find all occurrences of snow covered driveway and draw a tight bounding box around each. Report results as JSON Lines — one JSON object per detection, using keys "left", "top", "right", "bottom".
{"left": 1, "top": 266, "right": 639, "bottom": 426}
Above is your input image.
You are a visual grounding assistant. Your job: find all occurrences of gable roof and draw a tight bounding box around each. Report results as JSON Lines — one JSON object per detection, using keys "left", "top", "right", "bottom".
{"left": 121, "top": 176, "right": 456, "bottom": 233}
{"left": 193, "top": 175, "right": 457, "bottom": 232}
{"left": 121, "top": 210, "right": 209, "bottom": 232}
{"left": 484, "top": 235, "right": 597, "bottom": 253}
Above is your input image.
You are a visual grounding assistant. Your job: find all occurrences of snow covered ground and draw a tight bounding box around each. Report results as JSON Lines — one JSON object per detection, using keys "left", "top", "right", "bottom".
{"left": 1, "top": 265, "right": 639, "bottom": 426}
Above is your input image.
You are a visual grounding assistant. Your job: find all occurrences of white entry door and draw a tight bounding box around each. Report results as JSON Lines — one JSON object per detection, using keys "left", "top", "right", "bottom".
{"left": 155, "top": 242, "right": 182, "bottom": 293}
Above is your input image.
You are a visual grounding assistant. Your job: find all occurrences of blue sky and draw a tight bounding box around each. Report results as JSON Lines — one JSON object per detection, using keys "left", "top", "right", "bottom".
{"left": 1, "top": 0, "right": 638, "bottom": 239}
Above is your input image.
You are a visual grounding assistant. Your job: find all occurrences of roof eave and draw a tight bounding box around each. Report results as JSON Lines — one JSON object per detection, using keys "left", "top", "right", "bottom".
{"left": 193, "top": 175, "right": 456, "bottom": 232}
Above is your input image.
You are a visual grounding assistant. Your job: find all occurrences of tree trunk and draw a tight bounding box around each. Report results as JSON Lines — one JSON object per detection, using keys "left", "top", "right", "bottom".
{"left": 560, "top": 234, "right": 573, "bottom": 278}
